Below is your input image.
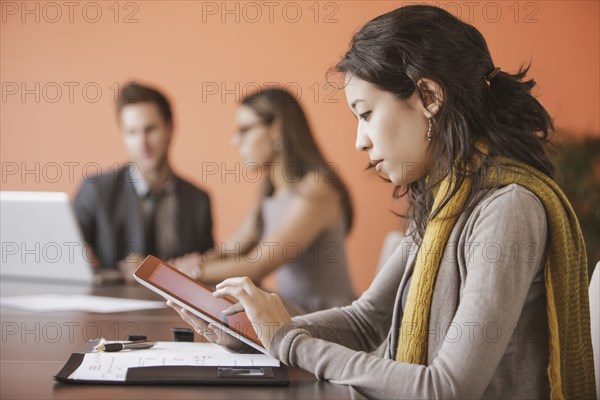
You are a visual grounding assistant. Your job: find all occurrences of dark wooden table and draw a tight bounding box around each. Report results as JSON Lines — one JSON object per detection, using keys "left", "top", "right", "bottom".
{"left": 0, "top": 279, "right": 352, "bottom": 399}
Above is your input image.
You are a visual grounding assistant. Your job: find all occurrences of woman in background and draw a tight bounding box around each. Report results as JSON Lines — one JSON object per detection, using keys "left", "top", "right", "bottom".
{"left": 172, "top": 88, "right": 355, "bottom": 314}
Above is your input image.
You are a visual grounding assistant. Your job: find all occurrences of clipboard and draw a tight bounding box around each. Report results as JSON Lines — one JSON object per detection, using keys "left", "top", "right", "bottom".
{"left": 54, "top": 340, "right": 289, "bottom": 386}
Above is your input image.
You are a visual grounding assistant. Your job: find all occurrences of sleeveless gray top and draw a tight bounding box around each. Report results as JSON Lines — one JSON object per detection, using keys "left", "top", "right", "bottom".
{"left": 261, "top": 191, "right": 355, "bottom": 313}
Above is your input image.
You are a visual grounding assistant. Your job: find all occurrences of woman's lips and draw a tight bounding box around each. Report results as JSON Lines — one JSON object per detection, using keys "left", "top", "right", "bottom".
{"left": 371, "top": 159, "right": 383, "bottom": 172}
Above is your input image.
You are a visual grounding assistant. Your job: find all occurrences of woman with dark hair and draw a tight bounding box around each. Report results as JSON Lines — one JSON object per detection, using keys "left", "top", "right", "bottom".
{"left": 169, "top": 5, "right": 595, "bottom": 398}
{"left": 172, "top": 87, "right": 355, "bottom": 314}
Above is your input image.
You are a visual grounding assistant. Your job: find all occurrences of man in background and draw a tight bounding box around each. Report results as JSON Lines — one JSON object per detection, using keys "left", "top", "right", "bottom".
{"left": 74, "top": 82, "right": 214, "bottom": 282}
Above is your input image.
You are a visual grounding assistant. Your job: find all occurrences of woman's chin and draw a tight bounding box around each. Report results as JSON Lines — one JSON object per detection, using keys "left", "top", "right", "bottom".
{"left": 390, "top": 175, "right": 417, "bottom": 186}
{"left": 375, "top": 170, "right": 392, "bottom": 182}
{"left": 388, "top": 173, "right": 403, "bottom": 186}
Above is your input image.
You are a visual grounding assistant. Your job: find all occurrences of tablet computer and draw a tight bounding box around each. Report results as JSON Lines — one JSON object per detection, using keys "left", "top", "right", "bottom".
{"left": 134, "top": 255, "right": 267, "bottom": 354}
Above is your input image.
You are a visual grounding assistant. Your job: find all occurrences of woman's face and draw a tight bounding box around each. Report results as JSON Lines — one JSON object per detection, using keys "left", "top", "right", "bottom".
{"left": 344, "top": 75, "right": 434, "bottom": 185}
{"left": 232, "top": 105, "right": 278, "bottom": 165}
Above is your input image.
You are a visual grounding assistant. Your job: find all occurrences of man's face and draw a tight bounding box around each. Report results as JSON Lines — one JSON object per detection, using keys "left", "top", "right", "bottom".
{"left": 120, "top": 102, "right": 172, "bottom": 174}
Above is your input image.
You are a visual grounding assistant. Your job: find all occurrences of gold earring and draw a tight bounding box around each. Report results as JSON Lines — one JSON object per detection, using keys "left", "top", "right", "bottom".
{"left": 427, "top": 118, "right": 433, "bottom": 141}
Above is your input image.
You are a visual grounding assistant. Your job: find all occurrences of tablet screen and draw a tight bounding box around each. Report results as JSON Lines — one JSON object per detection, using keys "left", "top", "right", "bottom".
{"left": 148, "top": 263, "right": 261, "bottom": 346}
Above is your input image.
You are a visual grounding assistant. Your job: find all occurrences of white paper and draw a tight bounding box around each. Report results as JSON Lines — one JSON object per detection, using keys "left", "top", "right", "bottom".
{"left": 68, "top": 341, "right": 280, "bottom": 381}
{"left": 0, "top": 294, "right": 166, "bottom": 313}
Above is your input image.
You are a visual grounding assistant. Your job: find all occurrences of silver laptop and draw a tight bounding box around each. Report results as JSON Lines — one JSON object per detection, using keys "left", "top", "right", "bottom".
{"left": 0, "top": 191, "right": 94, "bottom": 284}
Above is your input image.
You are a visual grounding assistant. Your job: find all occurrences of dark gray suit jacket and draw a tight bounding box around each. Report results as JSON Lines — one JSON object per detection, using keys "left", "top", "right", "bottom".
{"left": 74, "top": 166, "right": 214, "bottom": 269}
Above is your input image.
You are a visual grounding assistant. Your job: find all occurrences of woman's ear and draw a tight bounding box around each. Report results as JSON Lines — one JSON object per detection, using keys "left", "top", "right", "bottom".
{"left": 417, "top": 78, "right": 444, "bottom": 118}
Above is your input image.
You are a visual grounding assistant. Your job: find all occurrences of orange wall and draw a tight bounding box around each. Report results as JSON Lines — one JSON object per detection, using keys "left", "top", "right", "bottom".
{"left": 1, "top": 0, "right": 599, "bottom": 294}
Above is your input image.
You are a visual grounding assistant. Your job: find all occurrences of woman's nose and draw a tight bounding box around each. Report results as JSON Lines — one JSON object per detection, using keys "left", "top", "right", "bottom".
{"left": 355, "top": 126, "right": 372, "bottom": 152}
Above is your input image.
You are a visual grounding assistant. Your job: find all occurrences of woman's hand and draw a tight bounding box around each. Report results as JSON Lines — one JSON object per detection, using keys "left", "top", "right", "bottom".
{"left": 166, "top": 276, "right": 293, "bottom": 351}
{"left": 166, "top": 300, "right": 249, "bottom": 352}
{"left": 168, "top": 252, "right": 203, "bottom": 280}
{"left": 214, "top": 277, "right": 293, "bottom": 348}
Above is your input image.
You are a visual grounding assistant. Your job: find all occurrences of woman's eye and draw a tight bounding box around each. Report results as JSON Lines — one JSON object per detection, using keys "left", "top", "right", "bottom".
{"left": 358, "top": 111, "right": 371, "bottom": 121}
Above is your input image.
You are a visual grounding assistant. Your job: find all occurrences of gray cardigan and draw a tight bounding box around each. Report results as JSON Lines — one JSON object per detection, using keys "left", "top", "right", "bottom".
{"left": 268, "top": 184, "right": 551, "bottom": 399}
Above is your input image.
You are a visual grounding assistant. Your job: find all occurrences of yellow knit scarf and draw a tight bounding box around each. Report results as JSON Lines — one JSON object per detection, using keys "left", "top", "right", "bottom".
{"left": 396, "top": 154, "right": 596, "bottom": 399}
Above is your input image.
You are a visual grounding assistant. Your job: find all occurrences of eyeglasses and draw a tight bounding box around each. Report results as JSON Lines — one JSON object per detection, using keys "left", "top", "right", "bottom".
{"left": 235, "top": 121, "right": 266, "bottom": 137}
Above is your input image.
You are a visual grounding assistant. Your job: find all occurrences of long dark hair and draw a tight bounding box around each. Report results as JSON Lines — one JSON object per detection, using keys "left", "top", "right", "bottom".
{"left": 335, "top": 5, "right": 554, "bottom": 239}
{"left": 241, "top": 87, "right": 354, "bottom": 234}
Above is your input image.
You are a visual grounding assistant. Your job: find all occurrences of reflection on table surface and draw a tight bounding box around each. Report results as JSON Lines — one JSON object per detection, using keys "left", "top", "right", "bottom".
{"left": 0, "top": 278, "right": 352, "bottom": 400}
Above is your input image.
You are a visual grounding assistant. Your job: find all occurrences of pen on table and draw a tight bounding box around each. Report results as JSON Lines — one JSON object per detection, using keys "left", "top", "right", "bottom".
{"left": 95, "top": 340, "right": 156, "bottom": 352}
